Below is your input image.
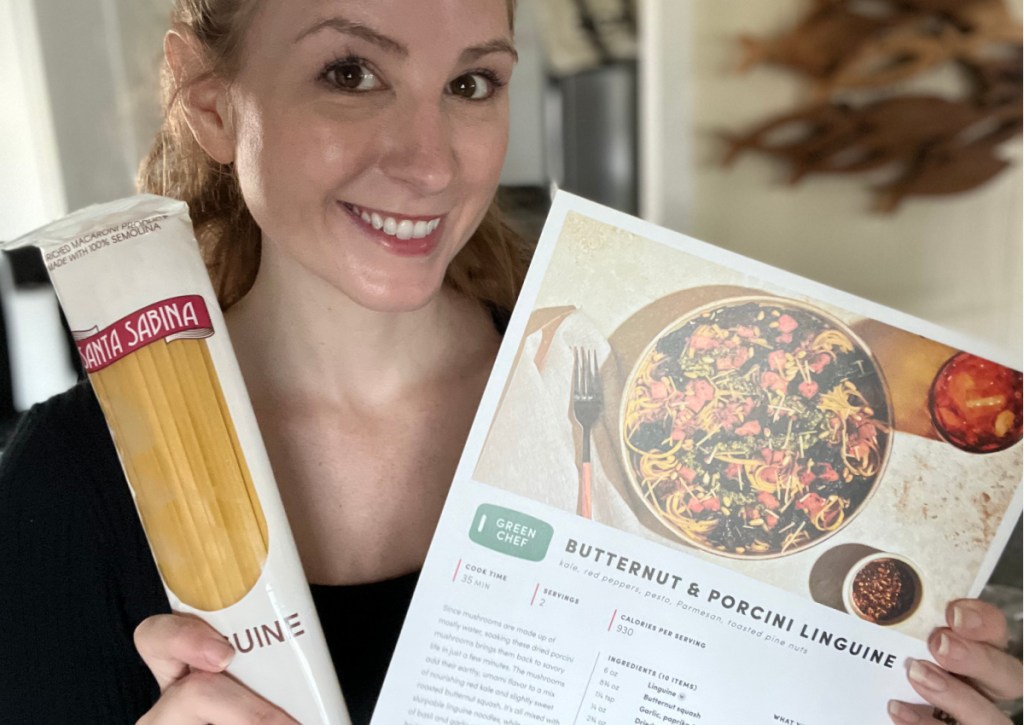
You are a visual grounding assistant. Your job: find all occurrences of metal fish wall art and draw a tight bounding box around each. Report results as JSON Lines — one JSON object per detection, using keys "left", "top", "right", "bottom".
{"left": 728, "top": 0, "right": 1022, "bottom": 210}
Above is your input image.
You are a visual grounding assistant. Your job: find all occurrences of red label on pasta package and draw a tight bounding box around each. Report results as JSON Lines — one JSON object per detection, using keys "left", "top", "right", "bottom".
{"left": 74, "top": 295, "right": 214, "bottom": 373}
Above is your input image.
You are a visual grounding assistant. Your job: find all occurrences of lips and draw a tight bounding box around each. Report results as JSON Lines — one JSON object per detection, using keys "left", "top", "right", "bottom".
{"left": 344, "top": 203, "right": 442, "bottom": 241}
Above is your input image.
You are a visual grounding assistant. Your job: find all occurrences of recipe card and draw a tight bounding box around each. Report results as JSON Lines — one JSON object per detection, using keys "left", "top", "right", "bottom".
{"left": 374, "top": 192, "right": 1022, "bottom": 725}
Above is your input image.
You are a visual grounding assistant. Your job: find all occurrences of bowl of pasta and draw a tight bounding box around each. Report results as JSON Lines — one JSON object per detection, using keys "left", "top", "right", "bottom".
{"left": 619, "top": 296, "right": 892, "bottom": 559}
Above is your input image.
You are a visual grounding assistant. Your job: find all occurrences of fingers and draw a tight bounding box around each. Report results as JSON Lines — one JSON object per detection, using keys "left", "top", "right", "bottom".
{"left": 136, "top": 670, "right": 298, "bottom": 725}
{"left": 134, "top": 615, "right": 297, "bottom": 725}
{"left": 903, "top": 659, "right": 1013, "bottom": 725}
{"left": 946, "top": 600, "right": 1010, "bottom": 650}
{"left": 892, "top": 599, "right": 1020, "bottom": 724}
{"left": 930, "top": 628, "right": 1024, "bottom": 702}
{"left": 134, "top": 614, "right": 235, "bottom": 691}
{"left": 888, "top": 700, "right": 951, "bottom": 724}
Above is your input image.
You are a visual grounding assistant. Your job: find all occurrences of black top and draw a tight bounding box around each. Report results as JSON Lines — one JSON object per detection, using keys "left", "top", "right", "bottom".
{"left": 312, "top": 573, "right": 418, "bottom": 722}
{"left": 0, "top": 382, "right": 416, "bottom": 724}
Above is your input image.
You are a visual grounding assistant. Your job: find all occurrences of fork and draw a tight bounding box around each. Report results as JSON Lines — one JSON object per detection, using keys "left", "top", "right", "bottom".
{"left": 571, "top": 347, "right": 602, "bottom": 519}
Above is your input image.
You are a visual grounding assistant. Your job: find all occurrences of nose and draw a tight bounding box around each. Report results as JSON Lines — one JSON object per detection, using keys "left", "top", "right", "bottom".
{"left": 379, "top": 97, "right": 457, "bottom": 195}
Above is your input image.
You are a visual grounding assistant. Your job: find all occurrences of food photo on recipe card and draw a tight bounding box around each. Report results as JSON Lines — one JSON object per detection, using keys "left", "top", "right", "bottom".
{"left": 373, "top": 192, "right": 1022, "bottom": 725}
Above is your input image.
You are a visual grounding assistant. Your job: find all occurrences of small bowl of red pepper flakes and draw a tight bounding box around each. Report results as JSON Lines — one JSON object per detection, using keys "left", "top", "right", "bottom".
{"left": 843, "top": 552, "right": 923, "bottom": 625}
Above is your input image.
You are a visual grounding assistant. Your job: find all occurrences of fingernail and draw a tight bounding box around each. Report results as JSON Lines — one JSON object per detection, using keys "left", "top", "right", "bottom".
{"left": 908, "top": 660, "right": 947, "bottom": 692}
{"left": 936, "top": 632, "right": 965, "bottom": 661}
{"left": 952, "top": 603, "right": 982, "bottom": 630}
{"left": 888, "top": 700, "right": 921, "bottom": 723}
{"left": 204, "top": 639, "right": 234, "bottom": 669}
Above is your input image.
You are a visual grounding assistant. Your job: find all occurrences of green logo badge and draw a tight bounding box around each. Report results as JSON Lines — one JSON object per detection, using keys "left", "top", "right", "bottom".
{"left": 469, "top": 504, "right": 553, "bottom": 561}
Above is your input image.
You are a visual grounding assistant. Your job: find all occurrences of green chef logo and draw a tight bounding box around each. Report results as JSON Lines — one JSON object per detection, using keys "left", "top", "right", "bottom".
{"left": 469, "top": 504, "right": 553, "bottom": 561}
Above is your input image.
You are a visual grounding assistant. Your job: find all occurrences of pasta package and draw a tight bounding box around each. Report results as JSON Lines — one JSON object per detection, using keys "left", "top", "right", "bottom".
{"left": 7, "top": 195, "right": 350, "bottom": 724}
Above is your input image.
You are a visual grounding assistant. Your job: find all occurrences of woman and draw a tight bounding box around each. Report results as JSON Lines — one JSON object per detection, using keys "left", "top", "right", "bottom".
{"left": 0, "top": 0, "right": 1018, "bottom": 724}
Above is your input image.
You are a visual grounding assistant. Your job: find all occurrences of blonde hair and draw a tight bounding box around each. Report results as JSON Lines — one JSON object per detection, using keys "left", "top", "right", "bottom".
{"left": 138, "top": 0, "right": 528, "bottom": 313}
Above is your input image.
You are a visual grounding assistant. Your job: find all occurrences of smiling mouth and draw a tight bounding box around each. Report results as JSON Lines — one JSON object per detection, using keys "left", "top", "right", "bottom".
{"left": 344, "top": 203, "right": 442, "bottom": 241}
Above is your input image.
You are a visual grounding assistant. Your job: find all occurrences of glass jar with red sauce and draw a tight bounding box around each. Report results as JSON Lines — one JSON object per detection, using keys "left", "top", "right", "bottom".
{"left": 929, "top": 352, "right": 1023, "bottom": 454}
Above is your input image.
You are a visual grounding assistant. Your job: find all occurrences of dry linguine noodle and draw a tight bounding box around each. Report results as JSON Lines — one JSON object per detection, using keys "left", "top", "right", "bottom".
{"left": 91, "top": 340, "right": 268, "bottom": 609}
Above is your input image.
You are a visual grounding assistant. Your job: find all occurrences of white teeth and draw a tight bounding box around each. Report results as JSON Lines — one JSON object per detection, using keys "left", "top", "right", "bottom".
{"left": 350, "top": 205, "right": 440, "bottom": 239}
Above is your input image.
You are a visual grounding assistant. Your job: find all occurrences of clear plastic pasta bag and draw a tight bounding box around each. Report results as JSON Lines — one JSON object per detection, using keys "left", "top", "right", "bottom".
{"left": 6, "top": 195, "right": 351, "bottom": 725}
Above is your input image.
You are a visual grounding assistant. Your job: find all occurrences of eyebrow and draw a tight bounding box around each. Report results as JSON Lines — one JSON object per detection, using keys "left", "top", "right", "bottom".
{"left": 295, "top": 17, "right": 518, "bottom": 64}
{"left": 295, "top": 17, "right": 407, "bottom": 55}
{"left": 462, "top": 39, "right": 518, "bottom": 64}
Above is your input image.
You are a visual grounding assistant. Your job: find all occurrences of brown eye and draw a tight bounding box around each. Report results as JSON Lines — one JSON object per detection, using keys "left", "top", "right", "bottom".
{"left": 449, "top": 72, "right": 494, "bottom": 100}
{"left": 323, "top": 60, "right": 380, "bottom": 91}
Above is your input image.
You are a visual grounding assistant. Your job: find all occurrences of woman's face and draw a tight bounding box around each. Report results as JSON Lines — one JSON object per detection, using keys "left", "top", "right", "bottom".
{"left": 223, "top": 0, "right": 515, "bottom": 311}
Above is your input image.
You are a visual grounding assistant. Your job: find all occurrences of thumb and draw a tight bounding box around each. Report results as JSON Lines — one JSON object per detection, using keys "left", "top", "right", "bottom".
{"left": 134, "top": 613, "right": 235, "bottom": 691}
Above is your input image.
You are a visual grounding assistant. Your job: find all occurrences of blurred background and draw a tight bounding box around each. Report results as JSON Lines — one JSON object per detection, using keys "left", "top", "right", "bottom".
{"left": 1, "top": 0, "right": 1021, "bottom": 692}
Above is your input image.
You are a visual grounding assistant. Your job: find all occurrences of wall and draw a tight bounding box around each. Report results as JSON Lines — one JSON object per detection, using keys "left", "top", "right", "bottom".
{"left": 0, "top": 0, "right": 66, "bottom": 239}
{"left": 641, "top": 0, "right": 1023, "bottom": 364}
{"left": 502, "top": 0, "right": 549, "bottom": 186}
{"left": 0, "top": 0, "right": 79, "bottom": 410}
{"left": 31, "top": 0, "right": 166, "bottom": 212}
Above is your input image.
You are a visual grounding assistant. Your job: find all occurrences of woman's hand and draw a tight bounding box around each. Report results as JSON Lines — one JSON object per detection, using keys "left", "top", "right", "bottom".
{"left": 134, "top": 613, "right": 299, "bottom": 724}
{"left": 889, "top": 599, "right": 1023, "bottom": 724}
